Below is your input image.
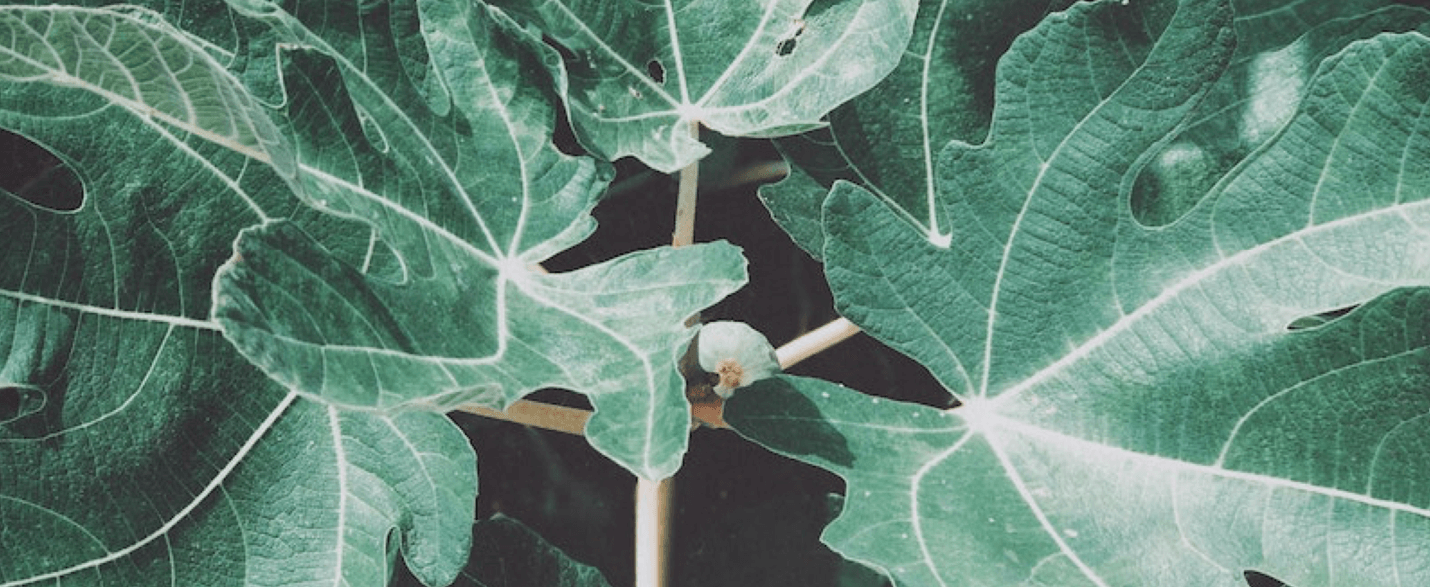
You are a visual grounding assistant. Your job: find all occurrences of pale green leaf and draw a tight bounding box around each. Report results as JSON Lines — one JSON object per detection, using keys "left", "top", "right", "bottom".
{"left": 764, "top": 0, "right": 1430, "bottom": 257}
{"left": 489, "top": 0, "right": 918, "bottom": 173}
{"left": 762, "top": 0, "right": 1065, "bottom": 257}
{"left": 729, "top": 0, "right": 1430, "bottom": 585}
{"left": 211, "top": 0, "right": 747, "bottom": 479}
{"left": 1, "top": 4, "right": 475, "bottom": 586}
{"left": 0, "top": 5, "right": 294, "bottom": 177}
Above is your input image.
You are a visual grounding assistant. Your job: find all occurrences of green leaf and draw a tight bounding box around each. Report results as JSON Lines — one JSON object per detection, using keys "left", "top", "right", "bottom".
{"left": 0, "top": 5, "right": 295, "bottom": 176}
{"left": 1134, "top": 1, "right": 1430, "bottom": 227}
{"left": 225, "top": 404, "right": 478, "bottom": 587}
{"left": 1, "top": 5, "right": 474, "bottom": 586}
{"left": 394, "top": 514, "right": 613, "bottom": 587}
{"left": 764, "top": 0, "right": 1430, "bottom": 257}
{"left": 762, "top": 0, "right": 1068, "bottom": 258}
{"left": 489, "top": 0, "right": 918, "bottom": 173}
{"left": 212, "top": 0, "right": 746, "bottom": 479}
{"left": 729, "top": 0, "right": 1430, "bottom": 585}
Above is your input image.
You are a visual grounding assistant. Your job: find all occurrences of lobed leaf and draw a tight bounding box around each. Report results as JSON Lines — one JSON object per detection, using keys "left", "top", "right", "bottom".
{"left": 730, "top": 0, "right": 1430, "bottom": 585}
{"left": 0, "top": 5, "right": 294, "bottom": 176}
{"left": 392, "top": 514, "right": 613, "bottom": 587}
{"left": 212, "top": 0, "right": 747, "bottom": 479}
{"left": 0, "top": 5, "right": 476, "bottom": 586}
{"left": 763, "top": 0, "right": 1430, "bottom": 257}
{"left": 762, "top": 0, "right": 1069, "bottom": 257}
{"left": 489, "top": 0, "right": 918, "bottom": 173}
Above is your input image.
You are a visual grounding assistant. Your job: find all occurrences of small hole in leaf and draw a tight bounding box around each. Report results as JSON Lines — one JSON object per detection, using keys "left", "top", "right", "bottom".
{"left": 774, "top": 19, "right": 805, "bottom": 56}
{"left": 0, "top": 130, "right": 83, "bottom": 212}
{"left": 1286, "top": 304, "right": 1357, "bottom": 331}
{"left": 775, "top": 37, "right": 797, "bottom": 56}
{"left": 646, "top": 59, "right": 665, "bottom": 84}
{"left": 541, "top": 34, "right": 577, "bottom": 62}
{"left": 0, "top": 386, "right": 45, "bottom": 425}
{"left": 1244, "top": 570, "right": 1292, "bottom": 587}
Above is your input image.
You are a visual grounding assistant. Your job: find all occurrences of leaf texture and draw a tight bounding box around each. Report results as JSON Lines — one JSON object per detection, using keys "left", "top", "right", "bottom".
{"left": 762, "top": 0, "right": 1070, "bottom": 257}
{"left": 489, "top": 0, "right": 918, "bottom": 173}
{"left": 763, "top": 0, "right": 1430, "bottom": 257}
{"left": 1, "top": 4, "right": 470, "bottom": 586}
{"left": 729, "top": 0, "right": 1430, "bottom": 585}
{"left": 211, "top": 0, "right": 746, "bottom": 479}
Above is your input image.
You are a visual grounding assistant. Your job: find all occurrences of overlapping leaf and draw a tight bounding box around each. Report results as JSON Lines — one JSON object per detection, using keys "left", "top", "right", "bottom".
{"left": 729, "top": 0, "right": 1430, "bottom": 585}
{"left": 764, "top": 0, "right": 1430, "bottom": 256}
{"left": 393, "top": 514, "right": 613, "bottom": 587}
{"left": 212, "top": 0, "right": 747, "bottom": 479}
{"left": 761, "top": 0, "right": 1070, "bottom": 257}
{"left": 0, "top": 5, "right": 475, "bottom": 586}
{"left": 488, "top": 0, "right": 918, "bottom": 173}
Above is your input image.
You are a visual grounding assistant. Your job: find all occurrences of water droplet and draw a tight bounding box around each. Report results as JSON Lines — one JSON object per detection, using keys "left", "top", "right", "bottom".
{"left": 821, "top": 392, "right": 830, "bottom": 398}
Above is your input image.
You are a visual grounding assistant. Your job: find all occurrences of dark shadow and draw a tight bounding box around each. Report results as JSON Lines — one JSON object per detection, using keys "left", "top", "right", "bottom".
{"left": 0, "top": 374, "right": 66, "bottom": 443}
{"left": 725, "top": 377, "right": 855, "bottom": 468}
{"left": 1286, "top": 304, "right": 1357, "bottom": 331}
{"left": 0, "top": 385, "right": 45, "bottom": 427}
{"left": 1244, "top": 570, "right": 1291, "bottom": 587}
{"left": 0, "top": 129, "right": 83, "bottom": 212}
{"left": 775, "top": 36, "right": 798, "bottom": 56}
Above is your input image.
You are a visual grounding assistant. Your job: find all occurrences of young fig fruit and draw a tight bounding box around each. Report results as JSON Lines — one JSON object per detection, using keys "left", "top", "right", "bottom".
{"left": 696, "top": 321, "right": 781, "bottom": 398}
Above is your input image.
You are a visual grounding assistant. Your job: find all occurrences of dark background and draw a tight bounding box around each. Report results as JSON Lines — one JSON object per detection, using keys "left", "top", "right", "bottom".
{"left": 459, "top": 134, "right": 946, "bottom": 587}
{"left": 0, "top": 83, "right": 1293, "bottom": 587}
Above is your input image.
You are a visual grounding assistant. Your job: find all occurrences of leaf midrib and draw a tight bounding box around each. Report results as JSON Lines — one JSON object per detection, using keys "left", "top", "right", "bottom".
{"left": 0, "top": 7, "right": 276, "bottom": 168}
{"left": 0, "top": 392, "right": 301, "bottom": 587}
{"left": 915, "top": 404, "right": 1430, "bottom": 586}
{"left": 981, "top": 409, "right": 1430, "bottom": 520}
{"left": 989, "top": 197, "right": 1429, "bottom": 410}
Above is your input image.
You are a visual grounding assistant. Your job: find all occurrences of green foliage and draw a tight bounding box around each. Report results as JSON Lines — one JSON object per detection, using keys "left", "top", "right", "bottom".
{"left": 2, "top": 0, "right": 1428, "bottom": 586}
{"left": 392, "top": 515, "right": 613, "bottom": 587}
{"left": 731, "top": 0, "right": 1430, "bottom": 585}
{"left": 489, "top": 0, "right": 918, "bottom": 173}
{"left": 213, "top": 0, "right": 750, "bottom": 481}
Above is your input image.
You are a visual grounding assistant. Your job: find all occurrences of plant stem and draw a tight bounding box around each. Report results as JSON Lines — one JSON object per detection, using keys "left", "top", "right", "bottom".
{"left": 635, "top": 119, "right": 703, "bottom": 587}
{"left": 458, "top": 126, "right": 854, "bottom": 587}
{"left": 455, "top": 316, "right": 863, "bottom": 434}
{"left": 671, "top": 120, "right": 701, "bottom": 248}
{"left": 634, "top": 476, "right": 673, "bottom": 587}
{"left": 452, "top": 401, "right": 589, "bottom": 435}
{"left": 776, "top": 317, "right": 861, "bottom": 369}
